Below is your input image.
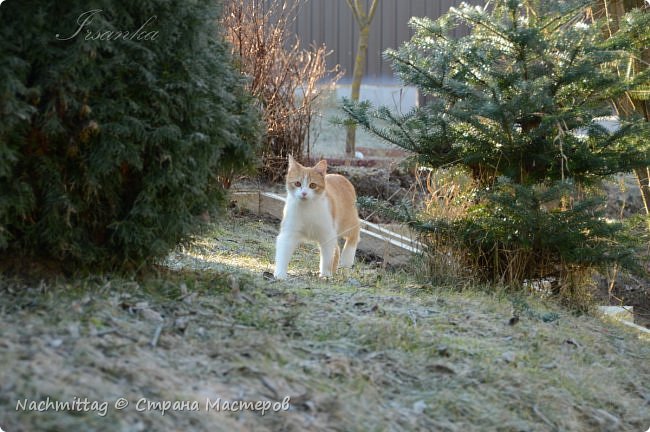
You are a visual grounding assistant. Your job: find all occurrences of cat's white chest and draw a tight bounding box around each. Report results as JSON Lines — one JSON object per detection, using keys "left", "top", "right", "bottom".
{"left": 282, "top": 196, "right": 334, "bottom": 242}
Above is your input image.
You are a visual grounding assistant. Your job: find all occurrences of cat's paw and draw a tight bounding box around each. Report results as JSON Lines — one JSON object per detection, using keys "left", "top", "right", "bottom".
{"left": 273, "top": 270, "right": 288, "bottom": 280}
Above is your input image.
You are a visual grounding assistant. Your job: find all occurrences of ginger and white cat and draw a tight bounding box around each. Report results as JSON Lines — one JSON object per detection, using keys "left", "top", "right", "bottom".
{"left": 273, "top": 156, "right": 360, "bottom": 279}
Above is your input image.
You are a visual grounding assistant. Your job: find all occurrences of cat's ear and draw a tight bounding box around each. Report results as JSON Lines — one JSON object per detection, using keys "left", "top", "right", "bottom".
{"left": 313, "top": 159, "right": 327, "bottom": 176}
{"left": 288, "top": 154, "right": 299, "bottom": 169}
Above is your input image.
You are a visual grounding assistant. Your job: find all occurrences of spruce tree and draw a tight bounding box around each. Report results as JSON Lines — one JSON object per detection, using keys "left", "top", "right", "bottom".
{"left": 345, "top": 0, "right": 650, "bottom": 291}
{"left": 0, "top": 0, "right": 261, "bottom": 271}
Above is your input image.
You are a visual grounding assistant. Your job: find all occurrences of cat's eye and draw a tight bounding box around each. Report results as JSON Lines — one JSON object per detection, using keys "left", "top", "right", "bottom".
{"left": 309, "top": 183, "right": 317, "bottom": 189}
{"left": 294, "top": 181, "right": 301, "bottom": 187}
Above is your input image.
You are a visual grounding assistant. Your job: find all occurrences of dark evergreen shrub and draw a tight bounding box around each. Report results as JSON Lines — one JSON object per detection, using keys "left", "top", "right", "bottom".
{"left": 0, "top": 0, "right": 261, "bottom": 271}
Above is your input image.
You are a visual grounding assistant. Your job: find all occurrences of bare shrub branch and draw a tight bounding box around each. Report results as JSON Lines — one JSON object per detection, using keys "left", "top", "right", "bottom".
{"left": 222, "top": 0, "right": 341, "bottom": 181}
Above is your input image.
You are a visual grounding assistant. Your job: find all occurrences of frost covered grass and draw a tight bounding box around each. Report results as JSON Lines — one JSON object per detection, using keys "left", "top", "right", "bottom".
{"left": 0, "top": 210, "right": 648, "bottom": 431}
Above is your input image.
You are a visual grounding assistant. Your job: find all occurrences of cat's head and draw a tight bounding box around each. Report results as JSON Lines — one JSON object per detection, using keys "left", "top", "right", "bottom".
{"left": 285, "top": 155, "right": 327, "bottom": 201}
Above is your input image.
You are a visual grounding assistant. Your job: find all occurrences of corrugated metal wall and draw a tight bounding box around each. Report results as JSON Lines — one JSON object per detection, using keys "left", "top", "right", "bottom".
{"left": 289, "top": 0, "right": 481, "bottom": 82}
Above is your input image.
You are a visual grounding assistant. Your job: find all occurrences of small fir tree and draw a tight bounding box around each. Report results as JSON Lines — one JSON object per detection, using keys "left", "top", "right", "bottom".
{"left": 0, "top": 0, "right": 261, "bottom": 271}
{"left": 345, "top": 0, "right": 650, "bottom": 295}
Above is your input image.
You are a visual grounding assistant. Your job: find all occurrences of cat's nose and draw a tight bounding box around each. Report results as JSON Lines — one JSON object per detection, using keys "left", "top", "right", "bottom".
{"left": 301, "top": 191, "right": 307, "bottom": 197}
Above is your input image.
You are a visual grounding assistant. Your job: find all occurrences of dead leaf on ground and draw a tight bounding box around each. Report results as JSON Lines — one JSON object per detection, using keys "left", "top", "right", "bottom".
{"left": 426, "top": 363, "right": 456, "bottom": 375}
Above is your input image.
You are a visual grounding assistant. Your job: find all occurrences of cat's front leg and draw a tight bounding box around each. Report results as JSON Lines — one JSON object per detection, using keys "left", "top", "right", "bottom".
{"left": 274, "top": 231, "right": 299, "bottom": 279}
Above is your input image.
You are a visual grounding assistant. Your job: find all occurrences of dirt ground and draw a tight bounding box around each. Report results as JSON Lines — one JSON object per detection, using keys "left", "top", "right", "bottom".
{"left": 1, "top": 210, "right": 648, "bottom": 432}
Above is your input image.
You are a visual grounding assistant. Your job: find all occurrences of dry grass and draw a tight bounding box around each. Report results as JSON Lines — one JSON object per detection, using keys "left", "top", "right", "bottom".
{"left": 0, "top": 210, "right": 648, "bottom": 431}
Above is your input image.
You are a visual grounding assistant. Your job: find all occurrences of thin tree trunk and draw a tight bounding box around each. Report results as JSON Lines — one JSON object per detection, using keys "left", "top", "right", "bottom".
{"left": 345, "top": 24, "right": 371, "bottom": 158}
{"left": 344, "top": 0, "right": 379, "bottom": 160}
{"left": 599, "top": 0, "right": 650, "bottom": 215}
{"left": 635, "top": 167, "right": 650, "bottom": 214}
{"left": 629, "top": 46, "right": 650, "bottom": 216}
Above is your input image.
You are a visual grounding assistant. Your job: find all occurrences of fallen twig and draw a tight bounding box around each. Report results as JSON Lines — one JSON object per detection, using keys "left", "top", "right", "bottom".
{"left": 533, "top": 404, "right": 557, "bottom": 431}
{"left": 149, "top": 323, "right": 163, "bottom": 348}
